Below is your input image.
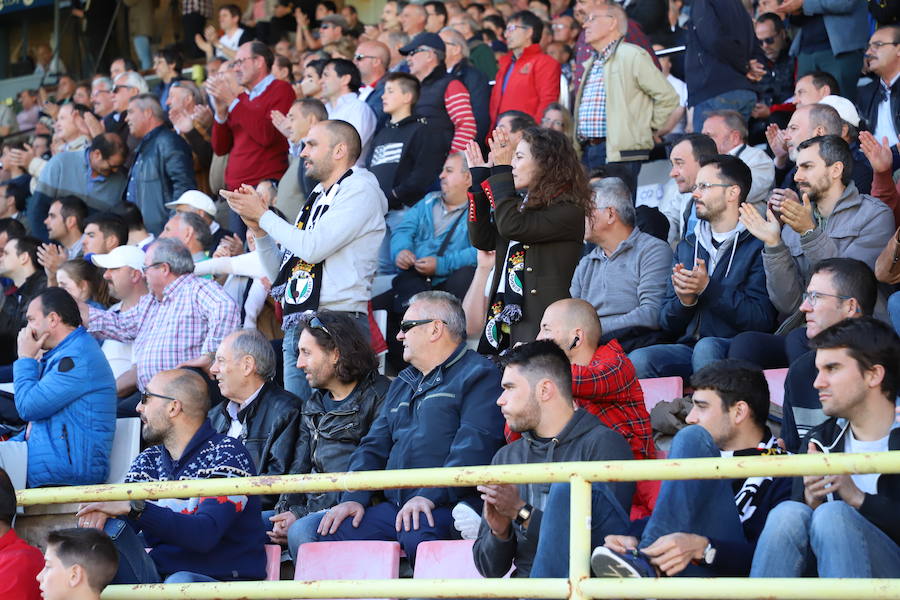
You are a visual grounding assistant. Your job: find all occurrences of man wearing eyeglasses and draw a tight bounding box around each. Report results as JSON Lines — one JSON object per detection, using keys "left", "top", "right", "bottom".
{"left": 314, "top": 291, "right": 505, "bottom": 563}
{"left": 857, "top": 25, "right": 900, "bottom": 149}
{"left": 628, "top": 155, "right": 776, "bottom": 379}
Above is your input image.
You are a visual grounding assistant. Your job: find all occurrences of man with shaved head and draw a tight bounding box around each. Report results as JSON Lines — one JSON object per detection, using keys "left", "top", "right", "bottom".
{"left": 223, "top": 120, "right": 387, "bottom": 400}
{"left": 356, "top": 40, "right": 392, "bottom": 130}
{"left": 75, "top": 369, "right": 267, "bottom": 584}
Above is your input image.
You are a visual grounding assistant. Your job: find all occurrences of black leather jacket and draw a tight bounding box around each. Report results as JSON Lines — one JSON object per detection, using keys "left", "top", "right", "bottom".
{"left": 210, "top": 380, "right": 302, "bottom": 510}
{"left": 126, "top": 124, "right": 196, "bottom": 235}
{"left": 276, "top": 371, "right": 390, "bottom": 517}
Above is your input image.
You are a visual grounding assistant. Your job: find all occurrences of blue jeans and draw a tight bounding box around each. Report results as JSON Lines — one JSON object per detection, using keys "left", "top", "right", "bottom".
{"left": 638, "top": 425, "right": 744, "bottom": 578}
{"left": 165, "top": 572, "right": 219, "bottom": 583}
{"left": 316, "top": 501, "right": 453, "bottom": 563}
{"left": 378, "top": 207, "right": 410, "bottom": 276}
{"left": 104, "top": 518, "right": 162, "bottom": 584}
{"left": 287, "top": 510, "right": 327, "bottom": 561}
{"left": 628, "top": 337, "right": 731, "bottom": 379}
{"left": 529, "top": 482, "right": 631, "bottom": 578}
{"left": 692, "top": 89, "right": 756, "bottom": 133}
{"left": 27, "top": 191, "right": 53, "bottom": 242}
{"left": 133, "top": 35, "right": 152, "bottom": 70}
{"left": 751, "top": 500, "right": 900, "bottom": 577}
{"left": 887, "top": 291, "right": 900, "bottom": 336}
{"left": 580, "top": 141, "right": 642, "bottom": 195}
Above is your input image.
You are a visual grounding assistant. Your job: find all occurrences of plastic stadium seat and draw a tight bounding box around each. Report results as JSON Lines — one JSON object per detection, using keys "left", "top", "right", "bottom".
{"left": 295, "top": 541, "right": 401, "bottom": 599}
{"left": 638, "top": 377, "right": 684, "bottom": 412}
{"left": 106, "top": 418, "right": 141, "bottom": 484}
{"left": 764, "top": 368, "right": 788, "bottom": 408}
{"left": 413, "top": 540, "right": 484, "bottom": 579}
{"left": 265, "top": 544, "right": 281, "bottom": 581}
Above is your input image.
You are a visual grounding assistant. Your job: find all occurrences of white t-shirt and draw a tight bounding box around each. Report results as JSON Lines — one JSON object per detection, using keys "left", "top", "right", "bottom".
{"left": 217, "top": 28, "right": 246, "bottom": 58}
{"left": 844, "top": 428, "right": 890, "bottom": 494}
{"left": 666, "top": 74, "right": 688, "bottom": 134}
{"left": 101, "top": 301, "right": 135, "bottom": 380}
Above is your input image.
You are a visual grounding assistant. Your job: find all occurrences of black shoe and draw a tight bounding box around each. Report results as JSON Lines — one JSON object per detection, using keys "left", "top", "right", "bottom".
{"left": 590, "top": 546, "right": 655, "bottom": 578}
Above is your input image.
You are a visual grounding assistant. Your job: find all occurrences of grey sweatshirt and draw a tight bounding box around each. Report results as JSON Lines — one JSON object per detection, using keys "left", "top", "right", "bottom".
{"left": 570, "top": 227, "right": 673, "bottom": 333}
{"left": 472, "top": 410, "right": 634, "bottom": 578}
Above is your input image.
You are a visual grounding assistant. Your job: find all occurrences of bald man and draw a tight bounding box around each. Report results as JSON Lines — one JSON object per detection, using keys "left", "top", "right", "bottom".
{"left": 223, "top": 120, "right": 388, "bottom": 400}
{"left": 356, "top": 40, "right": 392, "bottom": 130}
{"left": 76, "top": 369, "right": 267, "bottom": 585}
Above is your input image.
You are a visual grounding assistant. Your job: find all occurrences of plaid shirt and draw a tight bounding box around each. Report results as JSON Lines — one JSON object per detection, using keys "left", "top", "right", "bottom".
{"left": 576, "top": 39, "right": 618, "bottom": 139}
{"left": 88, "top": 274, "right": 239, "bottom": 391}
{"left": 571, "top": 339, "right": 655, "bottom": 461}
{"left": 181, "top": 0, "right": 212, "bottom": 18}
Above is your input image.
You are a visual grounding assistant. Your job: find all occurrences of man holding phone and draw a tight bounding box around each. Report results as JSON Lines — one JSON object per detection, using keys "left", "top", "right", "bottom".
{"left": 739, "top": 135, "right": 894, "bottom": 317}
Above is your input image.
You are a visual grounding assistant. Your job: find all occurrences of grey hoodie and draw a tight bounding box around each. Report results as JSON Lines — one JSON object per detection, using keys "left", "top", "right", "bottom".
{"left": 472, "top": 410, "right": 634, "bottom": 578}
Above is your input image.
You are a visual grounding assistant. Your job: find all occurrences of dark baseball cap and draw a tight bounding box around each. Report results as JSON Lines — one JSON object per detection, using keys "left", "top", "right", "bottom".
{"left": 399, "top": 32, "right": 446, "bottom": 56}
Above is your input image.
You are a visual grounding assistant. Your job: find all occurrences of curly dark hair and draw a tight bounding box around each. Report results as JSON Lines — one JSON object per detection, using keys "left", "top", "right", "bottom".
{"left": 299, "top": 310, "right": 378, "bottom": 384}
{"left": 520, "top": 127, "right": 592, "bottom": 215}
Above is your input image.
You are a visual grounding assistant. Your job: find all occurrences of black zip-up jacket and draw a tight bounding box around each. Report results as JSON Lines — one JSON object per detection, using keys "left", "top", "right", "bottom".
{"left": 276, "top": 371, "right": 390, "bottom": 518}
{"left": 210, "top": 380, "right": 302, "bottom": 510}
{"left": 365, "top": 115, "right": 450, "bottom": 210}
{"left": 472, "top": 410, "right": 634, "bottom": 578}
{"left": 0, "top": 270, "right": 47, "bottom": 365}
{"left": 795, "top": 416, "right": 900, "bottom": 545}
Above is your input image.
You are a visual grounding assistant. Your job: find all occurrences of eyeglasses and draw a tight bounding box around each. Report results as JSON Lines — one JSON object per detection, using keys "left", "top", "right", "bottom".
{"left": 140, "top": 390, "right": 177, "bottom": 404}
{"left": 758, "top": 36, "right": 777, "bottom": 45}
{"left": 691, "top": 182, "right": 734, "bottom": 192}
{"left": 867, "top": 41, "right": 900, "bottom": 51}
{"left": 354, "top": 54, "right": 378, "bottom": 61}
{"left": 399, "top": 318, "right": 446, "bottom": 333}
{"left": 505, "top": 24, "right": 531, "bottom": 32}
{"left": 141, "top": 262, "right": 167, "bottom": 273}
{"left": 113, "top": 85, "right": 134, "bottom": 93}
{"left": 307, "top": 315, "right": 332, "bottom": 337}
{"left": 801, "top": 291, "right": 852, "bottom": 307}
{"left": 584, "top": 13, "right": 615, "bottom": 24}
{"left": 232, "top": 55, "right": 260, "bottom": 67}
{"left": 320, "top": 23, "right": 337, "bottom": 29}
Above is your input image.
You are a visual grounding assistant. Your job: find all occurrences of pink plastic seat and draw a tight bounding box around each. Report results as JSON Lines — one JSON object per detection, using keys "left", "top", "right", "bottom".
{"left": 413, "top": 540, "right": 484, "bottom": 579}
{"left": 764, "top": 368, "right": 788, "bottom": 408}
{"left": 265, "top": 544, "right": 281, "bottom": 581}
{"left": 639, "top": 377, "right": 684, "bottom": 412}
{"left": 294, "top": 541, "right": 401, "bottom": 600}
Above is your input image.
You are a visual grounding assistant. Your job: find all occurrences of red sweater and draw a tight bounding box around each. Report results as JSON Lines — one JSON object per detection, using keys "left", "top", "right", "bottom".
{"left": 0, "top": 529, "right": 44, "bottom": 600}
{"left": 211, "top": 77, "right": 295, "bottom": 191}
{"left": 489, "top": 44, "right": 561, "bottom": 124}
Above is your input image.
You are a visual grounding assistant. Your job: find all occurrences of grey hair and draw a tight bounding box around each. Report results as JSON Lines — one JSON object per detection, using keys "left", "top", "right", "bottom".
{"left": 170, "top": 80, "right": 206, "bottom": 107}
{"left": 457, "top": 15, "right": 478, "bottom": 33}
{"left": 149, "top": 237, "right": 194, "bottom": 275}
{"left": 385, "top": 31, "right": 410, "bottom": 48}
{"left": 706, "top": 109, "right": 748, "bottom": 142}
{"left": 808, "top": 103, "right": 844, "bottom": 136}
{"left": 409, "top": 290, "right": 467, "bottom": 341}
{"left": 92, "top": 77, "right": 114, "bottom": 92}
{"left": 591, "top": 177, "right": 635, "bottom": 226}
{"left": 440, "top": 28, "right": 470, "bottom": 57}
{"left": 229, "top": 328, "right": 277, "bottom": 380}
{"left": 176, "top": 211, "right": 212, "bottom": 251}
{"left": 605, "top": 3, "right": 629, "bottom": 36}
{"left": 130, "top": 93, "right": 166, "bottom": 122}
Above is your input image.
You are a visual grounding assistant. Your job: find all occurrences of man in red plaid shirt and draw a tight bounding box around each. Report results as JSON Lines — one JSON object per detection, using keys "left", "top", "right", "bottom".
{"left": 537, "top": 298, "right": 657, "bottom": 517}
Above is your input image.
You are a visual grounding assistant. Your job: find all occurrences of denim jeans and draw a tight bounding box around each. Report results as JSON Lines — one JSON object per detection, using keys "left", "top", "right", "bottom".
{"left": 750, "top": 500, "right": 900, "bottom": 577}
{"left": 796, "top": 49, "right": 865, "bottom": 104}
{"left": 628, "top": 337, "right": 731, "bottom": 379}
{"left": 104, "top": 518, "right": 162, "bottom": 584}
{"left": 887, "top": 291, "right": 900, "bottom": 336}
{"left": 287, "top": 510, "right": 327, "bottom": 561}
{"left": 132, "top": 35, "right": 152, "bottom": 70}
{"left": 164, "top": 571, "right": 219, "bottom": 583}
{"left": 692, "top": 89, "right": 756, "bottom": 133}
{"left": 316, "top": 501, "right": 453, "bottom": 564}
{"left": 528, "top": 482, "right": 631, "bottom": 578}
{"left": 638, "top": 425, "right": 744, "bottom": 578}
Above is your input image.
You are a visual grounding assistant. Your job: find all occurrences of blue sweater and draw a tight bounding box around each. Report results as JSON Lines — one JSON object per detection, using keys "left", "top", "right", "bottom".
{"left": 390, "top": 191, "right": 476, "bottom": 286}
{"left": 125, "top": 420, "right": 267, "bottom": 580}
{"left": 13, "top": 326, "right": 116, "bottom": 487}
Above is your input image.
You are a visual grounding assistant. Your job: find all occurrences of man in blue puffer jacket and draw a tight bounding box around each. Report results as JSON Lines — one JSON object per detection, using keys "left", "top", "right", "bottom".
{"left": 8, "top": 287, "right": 116, "bottom": 488}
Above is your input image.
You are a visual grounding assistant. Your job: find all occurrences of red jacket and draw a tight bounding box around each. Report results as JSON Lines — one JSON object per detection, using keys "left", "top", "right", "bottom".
{"left": 489, "top": 44, "right": 561, "bottom": 124}
{"left": 0, "top": 529, "right": 43, "bottom": 600}
{"left": 211, "top": 77, "right": 295, "bottom": 191}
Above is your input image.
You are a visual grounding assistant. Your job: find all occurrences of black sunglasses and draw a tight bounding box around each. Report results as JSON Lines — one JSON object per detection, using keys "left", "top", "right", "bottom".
{"left": 759, "top": 36, "right": 777, "bottom": 45}
{"left": 399, "top": 318, "right": 446, "bottom": 333}
{"left": 141, "top": 390, "right": 177, "bottom": 404}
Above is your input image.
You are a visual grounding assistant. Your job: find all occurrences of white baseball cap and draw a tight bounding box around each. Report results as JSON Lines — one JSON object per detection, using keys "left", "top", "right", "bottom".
{"left": 818, "top": 95, "right": 860, "bottom": 128}
{"left": 165, "top": 190, "right": 217, "bottom": 218}
{"left": 90, "top": 245, "right": 146, "bottom": 271}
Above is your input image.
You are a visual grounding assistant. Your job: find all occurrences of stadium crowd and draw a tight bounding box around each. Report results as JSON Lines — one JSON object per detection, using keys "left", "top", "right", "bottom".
{"left": 0, "top": 0, "right": 899, "bottom": 593}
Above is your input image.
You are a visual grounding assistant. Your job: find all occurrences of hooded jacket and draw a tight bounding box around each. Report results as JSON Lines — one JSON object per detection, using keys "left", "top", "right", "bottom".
{"left": 794, "top": 415, "right": 900, "bottom": 545}
{"left": 472, "top": 410, "right": 634, "bottom": 578}
{"left": 659, "top": 221, "right": 776, "bottom": 342}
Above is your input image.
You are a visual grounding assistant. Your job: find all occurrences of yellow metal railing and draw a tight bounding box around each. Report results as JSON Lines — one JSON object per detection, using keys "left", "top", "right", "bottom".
{"left": 16, "top": 452, "right": 900, "bottom": 600}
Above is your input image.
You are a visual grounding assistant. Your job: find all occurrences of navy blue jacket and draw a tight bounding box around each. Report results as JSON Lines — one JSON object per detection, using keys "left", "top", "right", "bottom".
{"left": 12, "top": 326, "right": 116, "bottom": 487}
{"left": 341, "top": 344, "right": 506, "bottom": 508}
{"left": 449, "top": 59, "right": 491, "bottom": 147}
{"left": 659, "top": 228, "right": 776, "bottom": 342}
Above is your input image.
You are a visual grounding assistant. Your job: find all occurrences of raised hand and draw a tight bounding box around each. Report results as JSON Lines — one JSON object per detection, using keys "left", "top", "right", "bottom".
{"left": 739, "top": 203, "right": 782, "bottom": 247}
{"left": 464, "top": 139, "right": 489, "bottom": 169}
{"left": 488, "top": 127, "right": 514, "bottom": 166}
{"left": 859, "top": 131, "right": 894, "bottom": 174}
{"left": 766, "top": 124, "right": 788, "bottom": 161}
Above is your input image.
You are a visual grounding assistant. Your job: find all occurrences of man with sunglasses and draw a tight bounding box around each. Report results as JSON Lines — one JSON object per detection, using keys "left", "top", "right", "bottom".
{"left": 314, "top": 291, "right": 505, "bottom": 563}
{"left": 76, "top": 368, "right": 266, "bottom": 585}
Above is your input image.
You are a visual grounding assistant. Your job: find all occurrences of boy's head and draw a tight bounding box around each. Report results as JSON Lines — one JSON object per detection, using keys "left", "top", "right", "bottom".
{"left": 38, "top": 528, "right": 119, "bottom": 600}
{"left": 687, "top": 359, "right": 770, "bottom": 450}
{"left": 382, "top": 72, "right": 420, "bottom": 117}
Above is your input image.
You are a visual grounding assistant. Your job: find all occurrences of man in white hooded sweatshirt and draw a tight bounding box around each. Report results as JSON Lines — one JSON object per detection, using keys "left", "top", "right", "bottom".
{"left": 628, "top": 155, "right": 777, "bottom": 379}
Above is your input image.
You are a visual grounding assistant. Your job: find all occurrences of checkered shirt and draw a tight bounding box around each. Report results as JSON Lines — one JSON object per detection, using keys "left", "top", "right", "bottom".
{"left": 576, "top": 40, "right": 618, "bottom": 139}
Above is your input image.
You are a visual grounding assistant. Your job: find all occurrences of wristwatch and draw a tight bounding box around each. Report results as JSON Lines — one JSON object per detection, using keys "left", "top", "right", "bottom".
{"left": 701, "top": 542, "right": 716, "bottom": 565}
{"left": 128, "top": 499, "right": 146, "bottom": 520}
{"left": 514, "top": 503, "right": 533, "bottom": 525}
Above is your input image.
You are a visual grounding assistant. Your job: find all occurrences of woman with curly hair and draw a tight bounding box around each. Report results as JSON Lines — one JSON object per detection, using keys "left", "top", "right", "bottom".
{"left": 466, "top": 126, "right": 592, "bottom": 352}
